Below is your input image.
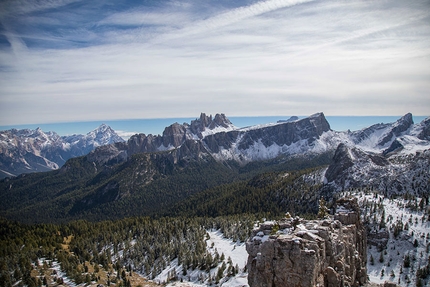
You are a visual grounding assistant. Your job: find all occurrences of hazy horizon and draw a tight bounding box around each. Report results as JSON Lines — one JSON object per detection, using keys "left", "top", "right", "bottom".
{"left": 1, "top": 114, "right": 427, "bottom": 140}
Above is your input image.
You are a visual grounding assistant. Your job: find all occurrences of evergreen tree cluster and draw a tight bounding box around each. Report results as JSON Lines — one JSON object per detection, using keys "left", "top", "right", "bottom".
{"left": 0, "top": 214, "right": 259, "bottom": 286}
{"left": 0, "top": 150, "right": 332, "bottom": 224}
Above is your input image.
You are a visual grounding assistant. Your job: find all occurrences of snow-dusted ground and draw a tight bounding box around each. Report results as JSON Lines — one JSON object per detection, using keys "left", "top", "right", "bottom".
{"left": 206, "top": 230, "right": 248, "bottom": 270}
{"left": 158, "top": 191, "right": 430, "bottom": 287}
{"left": 31, "top": 191, "right": 429, "bottom": 287}
{"left": 347, "top": 191, "right": 430, "bottom": 286}
{"left": 164, "top": 230, "right": 249, "bottom": 287}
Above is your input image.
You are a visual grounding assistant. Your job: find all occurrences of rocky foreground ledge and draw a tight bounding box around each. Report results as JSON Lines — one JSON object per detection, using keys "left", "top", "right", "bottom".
{"left": 246, "top": 198, "right": 367, "bottom": 287}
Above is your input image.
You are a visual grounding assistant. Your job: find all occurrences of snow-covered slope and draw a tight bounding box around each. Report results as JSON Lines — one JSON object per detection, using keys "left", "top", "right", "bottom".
{"left": 350, "top": 113, "right": 414, "bottom": 152}
{"left": 205, "top": 112, "right": 429, "bottom": 164}
{"left": 323, "top": 143, "right": 430, "bottom": 195}
{"left": 0, "top": 124, "right": 125, "bottom": 178}
{"left": 344, "top": 191, "right": 430, "bottom": 287}
{"left": 204, "top": 112, "right": 334, "bottom": 162}
{"left": 63, "top": 123, "right": 125, "bottom": 154}
{"left": 162, "top": 230, "right": 249, "bottom": 287}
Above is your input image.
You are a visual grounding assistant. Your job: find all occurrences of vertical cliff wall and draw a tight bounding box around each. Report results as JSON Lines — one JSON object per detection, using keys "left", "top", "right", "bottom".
{"left": 246, "top": 198, "right": 367, "bottom": 287}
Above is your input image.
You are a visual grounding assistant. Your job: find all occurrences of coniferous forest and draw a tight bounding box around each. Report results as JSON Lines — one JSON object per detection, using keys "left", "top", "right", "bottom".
{"left": 1, "top": 137, "right": 429, "bottom": 286}
{"left": 0, "top": 153, "right": 330, "bottom": 287}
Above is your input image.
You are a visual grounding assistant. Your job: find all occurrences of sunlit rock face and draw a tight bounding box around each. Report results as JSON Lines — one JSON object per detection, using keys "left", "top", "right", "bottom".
{"left": 246, "top": 197, "right": 367, "bottom": 287}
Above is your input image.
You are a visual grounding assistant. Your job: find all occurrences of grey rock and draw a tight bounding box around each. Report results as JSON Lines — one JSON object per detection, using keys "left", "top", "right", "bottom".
{"left": 416, "top": 117, "right": 430, "bottom": 141}
{"left": 247, "top": 197, "right": 367, "bottom": 287}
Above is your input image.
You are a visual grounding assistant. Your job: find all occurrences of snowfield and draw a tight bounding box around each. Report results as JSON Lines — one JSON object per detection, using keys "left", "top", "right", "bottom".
{"left": 163, "top": 230, "right": 249, "bottom": 287}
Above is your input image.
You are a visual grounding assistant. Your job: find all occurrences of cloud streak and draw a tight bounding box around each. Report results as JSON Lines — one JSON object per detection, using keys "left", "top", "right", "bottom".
{"left": 0, "top": 0, "right": 429, "bottom": 126}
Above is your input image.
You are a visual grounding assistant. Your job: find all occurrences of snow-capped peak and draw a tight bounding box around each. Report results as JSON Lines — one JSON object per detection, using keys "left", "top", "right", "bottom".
{"left": 350, "top": 113, "right": 415, "bottom": 152}
{"left": 188, "top": 113, "right": 237, "bottom": 139}
{"left": 0, "top": 125, "right": 125, "bottom": 179}
{"left": 85, "top": 124, "right": 125, "bottom": 146}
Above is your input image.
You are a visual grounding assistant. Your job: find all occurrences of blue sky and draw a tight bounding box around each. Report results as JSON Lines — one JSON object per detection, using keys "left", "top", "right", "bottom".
{"left": 0, "top": 0, "right": 429, "bottom": 126}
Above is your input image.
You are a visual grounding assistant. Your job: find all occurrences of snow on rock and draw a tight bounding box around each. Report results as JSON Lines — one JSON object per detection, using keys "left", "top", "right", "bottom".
{"left": 246, "top": 198, "right": 367, "bottom": 287}
{"left": 0, "top": 124, "right": 125, "bottom": 179}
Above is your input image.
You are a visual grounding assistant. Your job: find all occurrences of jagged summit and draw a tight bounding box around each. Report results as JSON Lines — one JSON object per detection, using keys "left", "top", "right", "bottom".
{"left": 63, "top": 124, "right": 125, "bottom": 150}
{"left": 2, "top": 113, "right": 429, "bottom": 181}
{"left": 350, "top": 113, "right": 414, "bottom": 151}
{"left": 187, "top": 113, "right": 236, "bottom": 138}
{"left": 0, "top": 125, "right": 124, "bottom": 179}
{"left": 126, "top": 113, "right": 237, "bottom": 155}
{"left": 86, "top": 124, "right": 125, "bottom": 146}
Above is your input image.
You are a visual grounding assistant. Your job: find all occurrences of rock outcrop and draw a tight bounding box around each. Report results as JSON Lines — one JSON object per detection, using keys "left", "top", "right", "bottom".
{"left": 246, "top": 197, "right": 367, "bottom": 287}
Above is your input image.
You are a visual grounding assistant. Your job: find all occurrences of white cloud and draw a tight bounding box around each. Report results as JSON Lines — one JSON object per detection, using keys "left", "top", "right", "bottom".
{"left": 0, "top": 0, "right": 429, "bottom": 126}
{"left": 115, "top": 130, "right": 139, "bottom": 140}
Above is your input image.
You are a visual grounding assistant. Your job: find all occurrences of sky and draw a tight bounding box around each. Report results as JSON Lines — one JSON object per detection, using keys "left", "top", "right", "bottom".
{"left": 0, "top": 0, "right": 429, "bottom": 127}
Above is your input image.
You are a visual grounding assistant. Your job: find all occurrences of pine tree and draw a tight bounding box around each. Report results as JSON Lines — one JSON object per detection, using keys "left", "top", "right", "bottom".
{"left": 317, "top": 198, "right": 329, "bottom": 219}
{"left": 404, "top": 254, "right": 411, "bottom": 268}
{"left": 379, "top": 251, "right": 384, "bottom": 263}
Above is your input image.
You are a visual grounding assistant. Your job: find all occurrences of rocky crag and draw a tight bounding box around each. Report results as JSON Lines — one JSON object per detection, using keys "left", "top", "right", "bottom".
{"left": 246, "top": 198, "right": 367, "bottom": 287}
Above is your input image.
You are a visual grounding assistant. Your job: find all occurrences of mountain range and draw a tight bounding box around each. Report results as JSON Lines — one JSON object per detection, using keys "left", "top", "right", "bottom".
{"left": 0, "top": 124, "right": 124, "bottom": 179}
{"left": 84, "top": 112, "right": 430, "bottom": 165}
{"left": 0, "top": 112, "right": 429, "bottom": 223}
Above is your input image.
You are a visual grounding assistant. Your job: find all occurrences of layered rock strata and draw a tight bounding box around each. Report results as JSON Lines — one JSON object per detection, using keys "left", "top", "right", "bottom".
{"left": 246, "top": 198, "right": 367, "bottom": 287}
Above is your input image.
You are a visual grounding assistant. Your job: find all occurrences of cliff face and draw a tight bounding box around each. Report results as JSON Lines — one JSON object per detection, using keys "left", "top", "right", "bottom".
{"left": 246, "top": 198, "right": 367, "bottom": 287}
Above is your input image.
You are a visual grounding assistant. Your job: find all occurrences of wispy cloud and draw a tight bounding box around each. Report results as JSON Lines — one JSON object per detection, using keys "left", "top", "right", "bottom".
{"left": 115, "top": 130, "right": 139, "bottom": 140}
{"left": 0, "top": 0, "right": 429, "bottom": 126}
{"left": 0, "top": 0, "right": 82, "bottom": 16}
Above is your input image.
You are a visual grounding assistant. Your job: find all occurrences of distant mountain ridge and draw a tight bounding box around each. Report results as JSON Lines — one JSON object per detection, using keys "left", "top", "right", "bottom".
{"left": 0, "top": 124, "right": 124, "bottom": 179}
{"left": 1, "top": 112, "right": 429, "bottom": 223}
{"left": 81, "top": 111, "right": 430, "bottom": 197}
{"left": 2, "top": 112, "right": 429, "bottom": 183}
{"left": 86, "top": 112, "right": 430, "bottom": 166}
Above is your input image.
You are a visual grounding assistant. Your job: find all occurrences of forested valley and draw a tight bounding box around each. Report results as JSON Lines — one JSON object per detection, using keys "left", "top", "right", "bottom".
{"left": 0, "top": 159, "right": 329, "bottom": 287}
